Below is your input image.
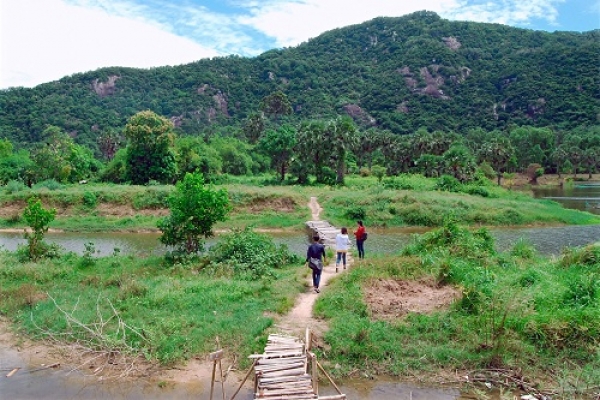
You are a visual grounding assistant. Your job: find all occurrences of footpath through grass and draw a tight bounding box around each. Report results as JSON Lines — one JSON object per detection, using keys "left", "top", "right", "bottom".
{"left": 314, "top": 223, "right": 600, "bottom": 399}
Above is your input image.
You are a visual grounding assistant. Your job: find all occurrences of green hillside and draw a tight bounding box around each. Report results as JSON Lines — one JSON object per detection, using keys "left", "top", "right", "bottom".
{"left": 1, "top": 11, "right": 598, "bottom": 152}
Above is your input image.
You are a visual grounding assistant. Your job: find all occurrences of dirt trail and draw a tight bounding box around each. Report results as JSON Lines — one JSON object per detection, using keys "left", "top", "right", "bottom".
{"left": 273, "top": 197, "right": 353, "bottom": 338}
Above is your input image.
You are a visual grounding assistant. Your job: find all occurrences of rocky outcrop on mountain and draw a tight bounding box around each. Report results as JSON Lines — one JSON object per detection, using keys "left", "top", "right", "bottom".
{"left": 92, "top": 75, "right": 119, "bottom": 97}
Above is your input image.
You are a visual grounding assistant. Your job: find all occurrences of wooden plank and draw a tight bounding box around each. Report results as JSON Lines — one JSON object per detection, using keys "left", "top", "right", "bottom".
{"left": 209, "top": 349, "right": 224, "bottom": 360}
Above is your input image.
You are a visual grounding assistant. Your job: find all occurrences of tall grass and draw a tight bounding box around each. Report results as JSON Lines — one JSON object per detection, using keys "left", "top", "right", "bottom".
{"left": 0, "top": 232, "right": 306, "bottom": 366}
{"left": 314, "top": 224, "right": 600, "bottom": 397}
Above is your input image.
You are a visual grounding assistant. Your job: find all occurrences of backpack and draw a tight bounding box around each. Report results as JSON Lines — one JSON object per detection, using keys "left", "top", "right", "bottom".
{"left": 363, "top": 232, "right": 368, "bottom": 241}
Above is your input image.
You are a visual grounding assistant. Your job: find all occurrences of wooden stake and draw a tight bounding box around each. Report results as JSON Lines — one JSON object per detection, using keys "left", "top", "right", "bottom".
{"left": 229, "top": 359, "right": 257, "bottom": 400}
{"left": 317, "top": 360, "right": 343, "bottom": 395}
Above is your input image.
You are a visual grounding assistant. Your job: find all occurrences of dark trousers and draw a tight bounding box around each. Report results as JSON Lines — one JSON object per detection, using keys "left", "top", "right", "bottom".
{"left": 356, "top": 239, "right": 365, "bottom": 259}
{"left": 312, "top": 268, "right": 322, "bottom": 288}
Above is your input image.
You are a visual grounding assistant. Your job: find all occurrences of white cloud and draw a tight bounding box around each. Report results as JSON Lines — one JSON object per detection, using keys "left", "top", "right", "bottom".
{"left": 446, "top": 0, "right": 564, "bottom": 27}
{"left": 239, "top": 0, "right": 461, "bottom": 47}
{"left": 239, "top": 0, "right": 567, "bottom": 47}
{"left": 0, "top": 0, "right": 219, "bottom": 89}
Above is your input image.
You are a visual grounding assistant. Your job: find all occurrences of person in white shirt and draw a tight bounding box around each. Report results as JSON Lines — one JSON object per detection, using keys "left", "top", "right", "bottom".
{"left": 335, "top": 227, "right": 351, "bottom": 273}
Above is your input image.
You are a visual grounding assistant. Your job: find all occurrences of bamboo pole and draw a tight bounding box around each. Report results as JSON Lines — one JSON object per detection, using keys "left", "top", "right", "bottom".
{"left": 219, "top": 359, "right": 225, "bottom": 400}
{"left": 309, "top": 352, "right": 318, "bottom": 395}
{"left": 316, "top": 360, "right": 343, "bottom": 395}
{"left": 229, "top": 359, "right": 257, "bottom": 400}
{"left": 210, "top": 359, "right": 217, "bottom": 400}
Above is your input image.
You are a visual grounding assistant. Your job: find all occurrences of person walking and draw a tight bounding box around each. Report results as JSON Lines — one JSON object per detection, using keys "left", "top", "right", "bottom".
{"left": 306, "top": 235, "right": 326, "bottom": 293}
{"left": 335, "top": 227, "right": 350, "bottom": 272}
{"left": 354, "top": 220, "right": 366, "bottom": 259}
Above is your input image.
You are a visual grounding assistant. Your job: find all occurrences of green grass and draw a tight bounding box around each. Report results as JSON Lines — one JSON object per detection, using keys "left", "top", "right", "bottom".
{"left": 320, "top": 175, "right": 600, "bottom": 228}
{"left": 313, "top": 225, "right": 600, "bottom": 397}
{"left": 0, "top": 249, "right": 306, "bottom": 366}
{"left": 1, "top": 175, "right": 599, "bottom": 232}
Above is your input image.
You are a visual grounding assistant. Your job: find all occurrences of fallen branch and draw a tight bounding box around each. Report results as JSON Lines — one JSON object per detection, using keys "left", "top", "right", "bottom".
{"left": 29, "top": 363, "right": 60, "bottom": 373}
{"left": 27, "top": 294, "right": 153, "bottom": 380}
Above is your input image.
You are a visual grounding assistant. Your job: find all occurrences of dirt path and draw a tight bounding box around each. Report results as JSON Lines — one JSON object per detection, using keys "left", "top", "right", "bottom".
{"left": 273, "top": 197, "right": 353, "bottom": 338}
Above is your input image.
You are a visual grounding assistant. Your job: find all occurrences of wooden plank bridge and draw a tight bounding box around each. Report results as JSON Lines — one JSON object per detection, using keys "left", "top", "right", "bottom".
{"left": 228, "top": 330, "right": 346, "bottom": 400}
{"left": 305, "top": 220, "right": 340, "bottom": 248}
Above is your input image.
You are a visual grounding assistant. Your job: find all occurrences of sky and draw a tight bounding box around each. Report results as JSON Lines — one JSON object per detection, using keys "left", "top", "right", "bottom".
{"left": 1, "top": 0, "right": 599, "bottom": 90}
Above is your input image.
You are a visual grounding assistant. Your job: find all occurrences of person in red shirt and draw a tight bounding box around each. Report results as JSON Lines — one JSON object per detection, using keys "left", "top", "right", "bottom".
{"left": 354, "top": 220, "right": 366, "bottom": 259}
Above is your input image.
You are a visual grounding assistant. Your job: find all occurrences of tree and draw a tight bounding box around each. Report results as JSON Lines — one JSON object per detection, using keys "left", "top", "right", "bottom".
{"left": 327, "top": 116, "right": 358, "bottom": 185}
{"left": 295, "top": 120, "right": 332, "bottom": 184}
{"left": 260, "top": 91, "right": 292, "bottom": 120}
{"left": 97, "top": 129, "right": 123, "bottom": 161}
{"left": 29, "top": 126, "right": 99, "bottom": 184}
{"left": 242, "top": 113, "right": 266, "bottom": 144}
{"left": 258, "top": 124, "right": 297, "bottom": 181}
{"left": 158, "top": 173, "right": 231, "bottom": 255}
{"left": 442, "top": 144, "right": 476, "bottom": 182}
{"left": 22, "top": 197, "right": 56, "bottom": 261}
{"left": 479, "top": 137, "right": 515, "bottom": 185}
{"left": 175, "top": 137, "right": 222, "bottom": 182}
{"left": 124, "top": 110, "right": 177, "bottom": 184}
{"left": 526, "top": 163, "right": 544, "bottom": 184}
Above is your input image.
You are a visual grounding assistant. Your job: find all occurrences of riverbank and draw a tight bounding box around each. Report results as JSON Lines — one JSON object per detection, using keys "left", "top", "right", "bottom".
{"left": 1, "top": 174, "right": 599, "bottom": 233}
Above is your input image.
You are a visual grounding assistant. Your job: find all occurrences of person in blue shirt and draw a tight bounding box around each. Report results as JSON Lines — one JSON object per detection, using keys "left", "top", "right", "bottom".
{"left": 306, "top": 235, "right": 326, "bottom": 293}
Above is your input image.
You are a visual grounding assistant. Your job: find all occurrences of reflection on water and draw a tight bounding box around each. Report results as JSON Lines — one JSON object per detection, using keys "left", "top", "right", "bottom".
{"left": 0, "top": 341, "right": 465, "bottom": 400}
{"left": 0, "top": 343, "right": 252, "bottom": 400}
{"left": 530, "top": 181, "right": 600, "bottom": 215}
{"left": 1, "top": 224, "right": 599, "bottom": 259}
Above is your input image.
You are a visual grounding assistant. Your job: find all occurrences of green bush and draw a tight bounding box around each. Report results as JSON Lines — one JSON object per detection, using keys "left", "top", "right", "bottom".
{"left": 511, "top": 238, "right": 536, "bottom": 259}
{"left": 435, "top": 175, "right": 461, "bottom": 192}
{"left": 562, "top": 274, "right": 598, "bottom": 307}
{"left": 208, "top": 226, "right": 300, "bottom": 279}
{"left": 82, "top": 191, "right": 98, "bottom": 208}
{"left": 33, "top": 179, "right": 64, "bottom": 191}
{"left": 344, "top": 206, "right": 366, "bottom": 220}
{"left": 4, "top": 180, "right": 28, "bottom": 194}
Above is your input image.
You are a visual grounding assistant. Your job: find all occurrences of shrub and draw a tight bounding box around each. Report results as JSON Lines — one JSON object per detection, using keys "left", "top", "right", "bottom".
{"left": 463, "top": 185, "right": 490, "bottom": 197}
{"left": 33, "top": 179, "right": 64, "bottom": 191}
{"left": 562, "top": 274, "right": 598, "bottom": 308}
{"left": 5, "top": 180, "right": 28, "bottom": 194}
{"left": 435, "top": 175, "right": 461, "bottom": 192}
{"left": 359, "top": 167, "right": 371, "bottom": 177}
{"left": 345, "top": 206, "right": 366, "bottom": 220}
{"left": 383, "top": 177, "right": 415, "bottom": 190}
{"left": 510, "top": 238, "right": 536, "bottom": 259}
{"left": 22, "top": 197, "right": 58, "bottom": 261}
{"left": 82, "top": 191, "right": 98, "bottom": 208}
{"left": 208, "top": 226, "right": 300, "bottom": 279}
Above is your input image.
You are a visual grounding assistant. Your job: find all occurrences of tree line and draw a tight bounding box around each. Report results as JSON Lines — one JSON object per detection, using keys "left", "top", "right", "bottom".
{"left": 1, "top": 99, "right": 599, "bottom": 188}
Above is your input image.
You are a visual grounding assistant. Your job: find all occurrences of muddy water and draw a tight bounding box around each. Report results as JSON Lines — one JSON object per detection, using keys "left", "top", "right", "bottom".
{"left": 2, "top": 223, "right": 600, "bottom": 258}
{"left": 0, "top": 343, "right": 464, "bottom": 400}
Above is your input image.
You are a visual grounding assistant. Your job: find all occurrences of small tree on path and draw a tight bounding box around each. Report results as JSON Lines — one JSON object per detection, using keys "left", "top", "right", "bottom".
{"left": 158, "top": 173, "right": 231, "bottom": 256}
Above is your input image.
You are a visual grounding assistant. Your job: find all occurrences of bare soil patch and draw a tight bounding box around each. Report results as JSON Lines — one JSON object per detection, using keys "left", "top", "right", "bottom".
{"left": 245, "top": 196, "right": 297, "bottom": 213}
{"left": 364, "top": 279, "right": 460, "bottom": 321}
{"left": 95, "top": 203, "right": 169, "bottom": 217}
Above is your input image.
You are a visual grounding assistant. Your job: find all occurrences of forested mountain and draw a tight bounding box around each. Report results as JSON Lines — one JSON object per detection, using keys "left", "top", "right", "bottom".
{"left": 0, "top": 11, "right": 598, "bottom": 152}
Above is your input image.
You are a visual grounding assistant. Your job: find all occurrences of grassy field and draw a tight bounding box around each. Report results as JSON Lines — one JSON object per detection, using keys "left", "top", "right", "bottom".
{"left": 314, "top": 223, "right": 600, "bottom": 398}
{"left": 0, "top": 174, "right": 598, "bottom": 232}
{"left": 0, "top": 228, "right": 305, "bottom": 367}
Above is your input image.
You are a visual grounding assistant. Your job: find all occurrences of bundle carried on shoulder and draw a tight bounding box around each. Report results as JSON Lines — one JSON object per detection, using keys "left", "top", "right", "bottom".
{"left": 309, "top": 257, "right": 323, "bottom": 271}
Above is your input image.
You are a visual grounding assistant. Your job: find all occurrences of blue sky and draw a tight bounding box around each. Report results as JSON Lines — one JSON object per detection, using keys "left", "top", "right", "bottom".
{"left": 1, "top": 0, "right": 598, "bottom": 89}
